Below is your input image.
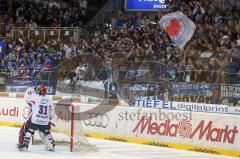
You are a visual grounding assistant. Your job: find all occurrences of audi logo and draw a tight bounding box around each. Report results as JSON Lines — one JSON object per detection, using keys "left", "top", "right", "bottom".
{"left": 83, "top": 113, "right": 109, "bottom": 128}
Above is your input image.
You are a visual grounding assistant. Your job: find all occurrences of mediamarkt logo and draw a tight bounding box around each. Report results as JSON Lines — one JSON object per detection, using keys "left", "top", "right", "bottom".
{"left": 132, "top": 116, "right": 238, "bottom": 144}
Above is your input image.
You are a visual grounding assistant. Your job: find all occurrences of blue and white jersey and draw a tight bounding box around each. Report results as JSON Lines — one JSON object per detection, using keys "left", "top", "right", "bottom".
{"left": 24, "top": 88, "right": 54, "bottom": 125}
{"left": 24, "top": 87, "right": 37, "bottom": 107}
{"left": 30, "top": 95, "right": 54, "bottom": 125}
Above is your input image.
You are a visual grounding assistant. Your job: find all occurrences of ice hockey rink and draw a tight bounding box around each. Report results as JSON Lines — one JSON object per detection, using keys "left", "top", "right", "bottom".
{"left": 0, "top": 126, "right": 238, "bottom": 159}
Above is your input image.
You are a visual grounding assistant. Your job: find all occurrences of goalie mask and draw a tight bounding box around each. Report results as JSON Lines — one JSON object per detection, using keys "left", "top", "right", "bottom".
{"left": 36, "top": 85, "right": 47, "bottom": 96}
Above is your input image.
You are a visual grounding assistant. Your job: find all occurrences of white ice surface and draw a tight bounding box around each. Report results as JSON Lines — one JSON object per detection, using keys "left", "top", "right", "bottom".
{"left": 0, "top": 126, "right": 238, "bottom": 159}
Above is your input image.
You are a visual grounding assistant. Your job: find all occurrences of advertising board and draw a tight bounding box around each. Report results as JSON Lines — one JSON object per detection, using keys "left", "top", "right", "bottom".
{"left": 0, "top": 97, "right": 239, "bottom": 157}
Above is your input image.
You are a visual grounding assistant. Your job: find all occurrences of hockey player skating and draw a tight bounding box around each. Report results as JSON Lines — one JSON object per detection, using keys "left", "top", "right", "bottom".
{"left": 17, "top": 85, "right": 55, "bottom": 151}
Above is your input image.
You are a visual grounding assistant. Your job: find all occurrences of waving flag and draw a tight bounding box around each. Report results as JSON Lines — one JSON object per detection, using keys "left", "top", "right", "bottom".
{"left": 159, "top": 11, "right": 196, "bottom": 49}
{"left": 43, "top": 59, "right": 53, "bottom": 71}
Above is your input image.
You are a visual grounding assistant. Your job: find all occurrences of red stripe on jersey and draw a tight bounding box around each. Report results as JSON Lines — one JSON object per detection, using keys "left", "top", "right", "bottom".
{"left": 27, "top": 101, "right": 35, "bottom": 107}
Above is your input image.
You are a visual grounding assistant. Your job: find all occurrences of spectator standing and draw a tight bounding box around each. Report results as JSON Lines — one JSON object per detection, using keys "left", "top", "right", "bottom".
{"left": 166, "top": 59, "right": 178, "bottom": 82}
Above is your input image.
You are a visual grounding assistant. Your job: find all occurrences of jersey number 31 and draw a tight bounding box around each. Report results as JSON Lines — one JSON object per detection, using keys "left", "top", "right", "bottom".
{"left": 38, "top": 105, "right": 47, "bottom": 115}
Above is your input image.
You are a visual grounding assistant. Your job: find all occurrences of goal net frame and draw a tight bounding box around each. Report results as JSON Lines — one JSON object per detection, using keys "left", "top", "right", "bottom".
{"left": 32, "top": 102, "right": 97, "bottom": 152}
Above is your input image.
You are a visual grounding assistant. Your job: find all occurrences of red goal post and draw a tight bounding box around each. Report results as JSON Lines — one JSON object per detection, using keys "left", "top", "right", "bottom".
{"left": 33, "top": 102, "right": 97, "bottom": 152}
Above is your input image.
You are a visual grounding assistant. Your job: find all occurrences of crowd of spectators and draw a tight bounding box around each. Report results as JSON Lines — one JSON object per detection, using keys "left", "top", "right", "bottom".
{"left": 0, "top": 0, "right": 240, "bottom": 85}
{"left": 0, "top": 37, "right": 65, "bottom": 80}
{"left": 0, "top": 0, "right": 88, "bottom": 37}
{"left": 0, "top": 0, "right": 89, "bottom": 80}
{"left": 72, "top": 0, "right": 240, "bottom": 84}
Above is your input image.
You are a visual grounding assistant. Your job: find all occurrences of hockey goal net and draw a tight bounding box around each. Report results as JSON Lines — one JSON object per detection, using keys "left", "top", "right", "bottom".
{"left": 32, "top": 102, "right": 98, "bottom": 152}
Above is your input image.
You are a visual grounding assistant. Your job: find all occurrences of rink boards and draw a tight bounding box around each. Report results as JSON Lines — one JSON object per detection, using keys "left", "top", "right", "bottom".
{"left": 0, "top": 94, "right": 240, "bottom": 157}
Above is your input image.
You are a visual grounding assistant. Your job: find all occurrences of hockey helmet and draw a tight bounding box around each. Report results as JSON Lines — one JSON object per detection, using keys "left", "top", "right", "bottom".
{"left": 36, "top": 85, "right": 47, "bottom": 96}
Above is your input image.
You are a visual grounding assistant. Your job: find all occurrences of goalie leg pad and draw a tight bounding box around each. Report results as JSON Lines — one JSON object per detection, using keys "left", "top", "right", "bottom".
{"left": 18, "top": 128, "right": 34, "bottom": 151}
{"left": 18, "top": 123, "right": 26, "bottom": 146}
{"left": 39, "top": 130, "right": 55, "bottom": 151}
